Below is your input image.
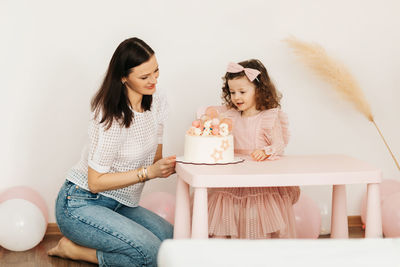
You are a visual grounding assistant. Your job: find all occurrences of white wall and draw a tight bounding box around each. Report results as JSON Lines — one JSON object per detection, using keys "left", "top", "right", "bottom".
{"left": 1, "top": 0, "right": 399, "bottom": 222}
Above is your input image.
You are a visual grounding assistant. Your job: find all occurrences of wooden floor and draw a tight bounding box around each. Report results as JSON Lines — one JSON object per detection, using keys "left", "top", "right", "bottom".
{"left": 0, "top": 234, "right": 96, "bottom": 267}
{"left": 0, "top": 226, "right": 365, "bottom": 266}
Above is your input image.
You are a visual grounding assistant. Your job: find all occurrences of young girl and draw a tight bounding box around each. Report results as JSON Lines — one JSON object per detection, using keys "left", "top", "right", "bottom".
{"left": 208, "top": 59, "right": 300, "bottom": 239}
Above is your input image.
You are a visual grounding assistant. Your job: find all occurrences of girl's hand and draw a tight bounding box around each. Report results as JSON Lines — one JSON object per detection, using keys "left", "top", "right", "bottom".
{"left": 148, "top": 155, "right": 176, "bottom": 179}
{"left": 251, "top": 150, "right": 270, "bottom": 161}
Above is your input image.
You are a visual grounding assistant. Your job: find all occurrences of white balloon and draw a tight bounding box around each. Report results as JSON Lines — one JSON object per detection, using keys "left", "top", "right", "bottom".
{"left": 0, "top": 199, "right": 46, "bottom": 251}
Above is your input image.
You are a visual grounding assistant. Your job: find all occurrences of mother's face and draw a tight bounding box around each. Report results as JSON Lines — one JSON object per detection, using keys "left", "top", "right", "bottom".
{"left": 122, "top": 55, "right": 159, "bottom": 95}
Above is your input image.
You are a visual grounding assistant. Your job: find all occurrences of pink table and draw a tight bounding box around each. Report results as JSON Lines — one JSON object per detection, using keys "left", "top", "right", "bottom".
{"left": 173, "top": 154, "right": 382, "bottom": 239}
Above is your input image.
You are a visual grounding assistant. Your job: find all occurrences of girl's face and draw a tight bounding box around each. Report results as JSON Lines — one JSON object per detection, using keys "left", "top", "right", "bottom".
{"left": 122, "top": 55, "right": 159, "bottom": 96}
{"left": 227, "top": 76, "right": 257, "bottom": 115}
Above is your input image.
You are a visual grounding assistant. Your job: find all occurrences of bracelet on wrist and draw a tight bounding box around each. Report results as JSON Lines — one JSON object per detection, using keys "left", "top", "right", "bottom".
{"left": 137, "top": 166, "right": 149, "bottom": 183}
{"left": 143, "top": 166, "right": 149, "bottom": 180}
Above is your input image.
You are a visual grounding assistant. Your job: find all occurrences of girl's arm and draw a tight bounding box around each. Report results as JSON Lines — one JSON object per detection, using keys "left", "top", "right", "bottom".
{"left": 251, "top": 149, "right": 269, "bottom": 161}
{"left": 262, "top": 114, "right": 286, "bottom": 159}
{"left": 87, "top": 154, "right": 176, "bottom": 193}
{"left": 252, "top": 110, "right": 288, "bottom": 161}
{"left": 251, "top": 123, "right": 285, "bottom": 161}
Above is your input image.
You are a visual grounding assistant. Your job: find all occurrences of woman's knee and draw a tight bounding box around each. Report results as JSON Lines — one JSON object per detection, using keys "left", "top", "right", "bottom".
{"left": 110, "top": 238, "right": 161, "bottom": 267}
{"left": 120, "top": 206, "right": 174, "bottom": 241}
{"left": 150, "top": 219, "right": 173, "bottom": 241}
{"left": 160, "top": 222, "right": 174, "bottom": 240}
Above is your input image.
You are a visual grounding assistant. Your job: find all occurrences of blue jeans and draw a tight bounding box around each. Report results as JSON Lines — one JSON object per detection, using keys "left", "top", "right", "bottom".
{"left": 55, "top": 180, "right": 173, "bottom": 267}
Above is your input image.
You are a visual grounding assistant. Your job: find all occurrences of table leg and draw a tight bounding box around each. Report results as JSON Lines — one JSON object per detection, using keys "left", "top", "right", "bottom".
{"left": 173, "top": 176, "right": 191, "bottom": 239}
{"left": 331, "top": 184, "right": 349, "bottom": 238}
{"left": 365, "top": 183, "right": 382, "bottom": 238}
{"left": 191, "top": 187, "right": 208, "bottom": 239}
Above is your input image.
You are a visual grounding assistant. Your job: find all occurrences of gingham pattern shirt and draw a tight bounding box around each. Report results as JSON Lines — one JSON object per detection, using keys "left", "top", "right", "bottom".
{"left": 66, "top": 92, "right": 168, "bottom": 207}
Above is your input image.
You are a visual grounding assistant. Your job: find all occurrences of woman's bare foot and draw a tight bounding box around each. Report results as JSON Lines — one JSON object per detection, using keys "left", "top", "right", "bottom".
{"left": 48, "top": 237, "right": 79, "bottom": 260}
{"left": 48, "top": 237, "right": 98, "bottom": 264}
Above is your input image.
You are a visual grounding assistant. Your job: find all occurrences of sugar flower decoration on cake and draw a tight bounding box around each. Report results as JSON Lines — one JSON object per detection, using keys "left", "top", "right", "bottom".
{"left": 211, "top": 148, "right": 223, "bottom": 162}
{"left": 201, "top": 120, "right": 213, "bottom": 136}
{"left": 220, "top": 139, "right": 230, "bottom": 151}
{"left": 187, "top": 126, "right": 202, "bottom": 136}
{"left": 187, "top": 107, "right": 233, "bottom": 137}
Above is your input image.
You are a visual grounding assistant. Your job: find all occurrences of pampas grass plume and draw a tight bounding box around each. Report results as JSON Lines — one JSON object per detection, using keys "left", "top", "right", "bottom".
{"left": 284, "top": 36, "right": 399, "bottom": 170}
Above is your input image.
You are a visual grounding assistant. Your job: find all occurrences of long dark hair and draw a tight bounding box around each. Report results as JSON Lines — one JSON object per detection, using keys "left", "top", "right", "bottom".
{"left": 222, "top": 59, "right": 281, "bottom": 111}
{"left": 91, "top": 37, "right": 155, "bottom": 129}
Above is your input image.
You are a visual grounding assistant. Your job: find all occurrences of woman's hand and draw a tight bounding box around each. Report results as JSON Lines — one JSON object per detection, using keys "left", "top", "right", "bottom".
{"left": 251, "top": 150, "right": 270, "bottom": 161}
{"left": 148, "top": 155, "right": 176, "bottom": 179}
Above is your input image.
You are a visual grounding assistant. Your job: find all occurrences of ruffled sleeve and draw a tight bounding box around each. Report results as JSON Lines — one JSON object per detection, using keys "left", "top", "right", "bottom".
{"left": 258, "top": 108, "right": 290, "bottom": 160}
{"left": 154, "top": 92, "right": 169, "bottom": 144}
{"left": 87, "top": 114, "right": 125, "bottom": 173}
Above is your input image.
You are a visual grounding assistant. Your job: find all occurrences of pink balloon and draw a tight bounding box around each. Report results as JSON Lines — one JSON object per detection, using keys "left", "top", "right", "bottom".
{"left": 360, "top": 179, "right": 400, "bottom": 224}
{"left": 139, "top": 192, "right": 175, "bottom": 225}
{"left": 0, "top": 186, "right": 48, "bottom": 223}
{"left": 382, "top": 192, "right": 400, "bottom": 237}
{"left": 293, "top": 193, "right": 321, "bottom": 238}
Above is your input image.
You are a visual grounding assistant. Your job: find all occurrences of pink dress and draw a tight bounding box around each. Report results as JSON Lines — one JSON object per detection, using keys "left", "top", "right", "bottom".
{"left": 208, "top": 108, "right": 300, "bottom": 239}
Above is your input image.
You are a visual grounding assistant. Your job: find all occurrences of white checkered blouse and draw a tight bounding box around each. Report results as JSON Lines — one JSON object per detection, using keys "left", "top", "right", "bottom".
{"left": 66, "top": 92, "right": 168, "bottom": 207}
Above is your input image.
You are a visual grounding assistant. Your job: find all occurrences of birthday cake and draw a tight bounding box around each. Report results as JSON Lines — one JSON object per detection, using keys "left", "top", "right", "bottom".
{"left": 184, "top": 107, "right": 234, "bottom": 164}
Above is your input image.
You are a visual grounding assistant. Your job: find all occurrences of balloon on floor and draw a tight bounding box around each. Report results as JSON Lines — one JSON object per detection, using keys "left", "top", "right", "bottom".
{"left": 0, "top": 199, "right": 47, "bottom": 251}
{"left": 381, "top": 192, "right": 400, "bottom": 237}
{"left": 0, "top": 186, "right": 48, "bottom": 251}
{"left": 293, "top": 193, "right": 321, "bottom": 238}
{"left": 139, "top": 192, "right": 176, "bottom": 225}
{"left": 0, "top": 186, "right": 49, "bottom": 223}
{"left": 360, "top": 179, "right": 400, "bottom": 225}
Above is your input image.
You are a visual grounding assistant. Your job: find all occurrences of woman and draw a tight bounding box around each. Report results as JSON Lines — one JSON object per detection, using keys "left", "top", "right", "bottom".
{"left": 48, "top": 37, "right": 175, "bottom": 267}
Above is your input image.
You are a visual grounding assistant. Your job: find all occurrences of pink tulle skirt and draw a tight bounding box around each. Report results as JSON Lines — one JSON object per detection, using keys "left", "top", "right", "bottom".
{"left": 208, "top": 186, "right": 300, "bottom": 239}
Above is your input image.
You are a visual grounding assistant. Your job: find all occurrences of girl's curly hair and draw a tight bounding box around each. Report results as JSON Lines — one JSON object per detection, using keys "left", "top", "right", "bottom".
{"left": 222, "top": 59, "right": 281, "bottom": 111}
